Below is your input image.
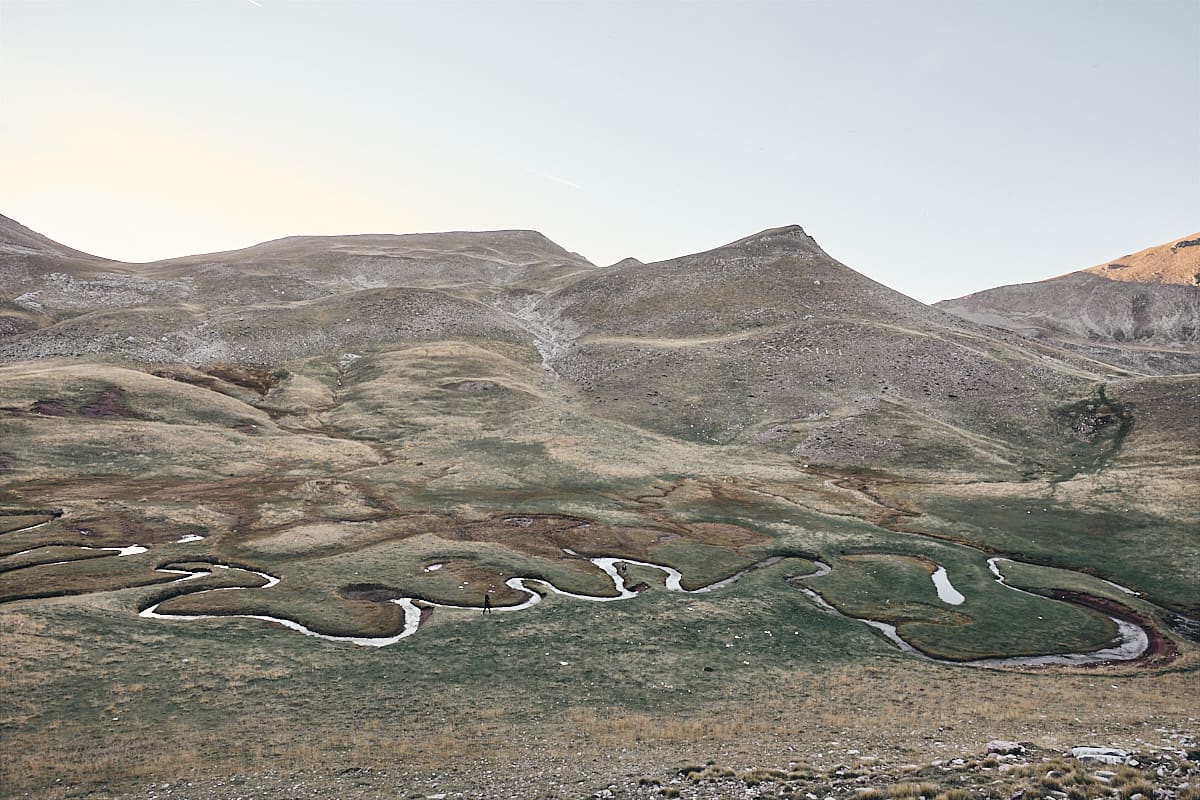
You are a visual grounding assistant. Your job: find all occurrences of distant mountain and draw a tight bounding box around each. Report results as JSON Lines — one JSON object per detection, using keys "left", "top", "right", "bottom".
{"left": 935, "top": 234, "right": 1200, "bottom": 374}
{"left": 1082, "top": 234, "right": 1200, "bottom": 285}
{"left": 0, "top": 218, "right": 597, "bottom": 364}
{"left": 0, "top": 215, "right": 1187, "bottom": 478}
{"left": 528, "top": 225, "right": 1123, "bottom": 473}
{"left": 0, "top": 214, "right": 109, "bottom": 261}
{"left": 141, "top": 229, "right": 598, "bottom": 304}
{"left": 0, "top": 214, "right": 130, "bottom": 338}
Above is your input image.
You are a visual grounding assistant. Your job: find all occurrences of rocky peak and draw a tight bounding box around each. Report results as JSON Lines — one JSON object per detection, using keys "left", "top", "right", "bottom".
{"left": 720, "top": 224, "right": 827, "bottom": 258}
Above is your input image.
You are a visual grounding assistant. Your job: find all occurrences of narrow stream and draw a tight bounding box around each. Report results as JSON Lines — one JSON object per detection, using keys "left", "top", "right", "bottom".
{"left": 791, "top": 558, "right": 1149, "bottom": 667}
{"left": 138, "top": 554, "right": 788, "bottom": 647}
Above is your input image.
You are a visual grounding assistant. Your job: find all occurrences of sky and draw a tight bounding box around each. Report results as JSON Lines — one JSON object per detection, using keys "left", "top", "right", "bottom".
{"left": 1, "top": 0, "right": 1197, "bottom": 303}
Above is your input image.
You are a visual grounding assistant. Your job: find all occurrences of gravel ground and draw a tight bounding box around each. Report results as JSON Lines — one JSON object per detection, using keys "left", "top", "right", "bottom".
{"left": 21, "top": 734, "right": 1199, "bottom": 800}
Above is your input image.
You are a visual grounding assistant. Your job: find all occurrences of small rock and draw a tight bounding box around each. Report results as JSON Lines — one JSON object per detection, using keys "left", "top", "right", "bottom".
{"left": 987, "top": 740, "right": 1026, "bottom": 756}
{"left": 1070, "top": 747, "right": 1128, "bottom": 765}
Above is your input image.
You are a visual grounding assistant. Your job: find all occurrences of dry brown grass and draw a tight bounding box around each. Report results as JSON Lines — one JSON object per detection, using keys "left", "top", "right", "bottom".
{"left": 933, "top": 790, "right": 972, "bottom": 800}
{"left": 887, "top": 782, "right": 941, "bottom": 798}
{"left": 566, "top": 707, "right": 760, "bottom": 748}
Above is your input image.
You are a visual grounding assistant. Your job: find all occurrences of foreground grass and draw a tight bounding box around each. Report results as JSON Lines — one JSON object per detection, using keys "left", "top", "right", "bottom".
{"left": 2, "top": 566, "right": 1196, "bottom": 796}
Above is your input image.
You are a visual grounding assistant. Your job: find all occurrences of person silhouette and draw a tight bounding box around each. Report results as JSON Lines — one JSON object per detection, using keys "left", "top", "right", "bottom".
{"left": 482, "top": 593, "right": 492, "bottom": 614}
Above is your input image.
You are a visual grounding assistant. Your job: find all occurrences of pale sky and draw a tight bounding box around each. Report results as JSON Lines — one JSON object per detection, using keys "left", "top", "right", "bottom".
{"left": 1, "top": 0, "right": 1196, "bottom": 302}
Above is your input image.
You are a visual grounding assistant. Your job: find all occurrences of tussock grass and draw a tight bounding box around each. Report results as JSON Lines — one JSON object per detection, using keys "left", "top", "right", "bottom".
{"left": 677, "top": 762, "right": 736, "bottom": 781}
{"left": 739, "top": 767, "right": 788, "bottom": 785}
{"left": 1119, "top": 780, "right": 1157, "bottom": 799}
{"left": 933, "top": 790, "right": 973, "bottom": 800}
{"left": 855, "top": 790, "right": 888, "bottom": 800}
{"left": 887, "top": 781, "right": 941, "bottom": 798}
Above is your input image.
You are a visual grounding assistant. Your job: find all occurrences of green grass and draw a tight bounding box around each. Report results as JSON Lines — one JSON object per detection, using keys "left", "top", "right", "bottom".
{"left": 4, "top": 559, "right": 1198, "bottom": 795}
{"left": 906, "top": 490, "right": 1200, "bottom": 615}
{"left": 808, "top": 551, "right": 1120, "bottom": 661}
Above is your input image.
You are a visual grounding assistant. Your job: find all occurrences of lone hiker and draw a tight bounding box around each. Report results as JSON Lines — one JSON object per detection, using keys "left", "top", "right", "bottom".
{"left": 482, "top": 593, "right": 492, "bottom": 614}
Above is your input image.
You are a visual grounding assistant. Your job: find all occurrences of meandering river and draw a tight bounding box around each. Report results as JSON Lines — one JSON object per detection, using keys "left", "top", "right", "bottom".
{"left": 0, "top": 516, "right": 1166, "bottom": 664}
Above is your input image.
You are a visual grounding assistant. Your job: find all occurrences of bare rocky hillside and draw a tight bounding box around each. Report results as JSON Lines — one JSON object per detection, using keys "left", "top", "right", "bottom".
{"left": 2, "top": 216, "right": 1193, "bottom": 479}
{"left": 936, "top": 234, "right": 1200, "bottom": 374}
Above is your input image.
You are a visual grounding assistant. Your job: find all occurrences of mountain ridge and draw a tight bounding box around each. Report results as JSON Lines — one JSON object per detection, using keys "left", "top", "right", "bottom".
{"left": 936, "top": 232, "right": 1200, "bottom": 374}
{"left": 1, "top": 214, "right": 1195, "bottom": 476}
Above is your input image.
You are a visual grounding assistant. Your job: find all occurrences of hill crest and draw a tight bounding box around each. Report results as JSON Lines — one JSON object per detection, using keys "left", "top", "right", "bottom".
{"left": 1079, "top": 233, "right": 1200, "bottom": 286}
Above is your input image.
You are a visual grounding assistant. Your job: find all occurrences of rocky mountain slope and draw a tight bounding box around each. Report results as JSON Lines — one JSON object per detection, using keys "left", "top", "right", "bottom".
{"left": 531, "top": 225, "right": 1140, "bottom": 475}
{"left": 935, "top": 233, "right": 1200, "bottom": 374}
{"left": 0, "top": 217, "right": 591, "bottom": 367}
{"left": 1, "top": 217, "right": 1193, "bottom": 482}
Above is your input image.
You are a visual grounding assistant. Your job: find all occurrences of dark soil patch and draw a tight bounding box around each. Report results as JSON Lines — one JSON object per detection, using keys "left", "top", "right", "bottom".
{"left": 32, "top": 387, "right": 138, "bottom": 419}
{"left": 442, "top": 379, "right": 500, "bottom": 393}
{"left": 340, "top": 582, "right": 404, "bottom": 602}
{"left": 29, "top": 399, "right": 71, "bottom": 416}
{"left": 0, "top": 507, "right": 63, "bottom": 518}
{"left": 65, "top": 514, "right": 207, "bottom": 547}
{"left": 205, "top": 365, "right": 285, "bottom": 395}
{"left": 445, "top": 514, "right": 596, "bottom": 560}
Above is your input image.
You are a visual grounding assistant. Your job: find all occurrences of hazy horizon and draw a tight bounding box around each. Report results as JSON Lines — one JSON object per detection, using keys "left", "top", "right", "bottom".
{"left": 2, "top": 0, "right": 1197, "bottom": 303}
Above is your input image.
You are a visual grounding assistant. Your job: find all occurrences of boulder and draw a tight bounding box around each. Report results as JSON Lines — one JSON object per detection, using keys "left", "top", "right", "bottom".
{"left": 1069, "top": 747, "right": 1128, "bottom": 765}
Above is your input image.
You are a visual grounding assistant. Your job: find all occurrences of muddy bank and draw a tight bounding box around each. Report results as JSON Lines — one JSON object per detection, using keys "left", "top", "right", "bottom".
{"left": 1047, "top": 589, "right": 1179, "bottom": 666}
